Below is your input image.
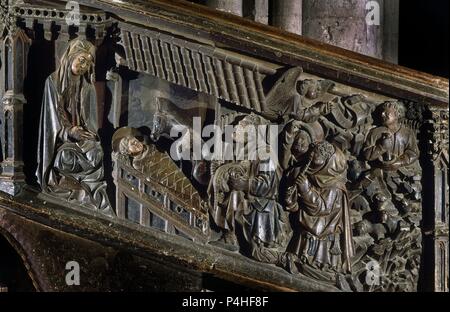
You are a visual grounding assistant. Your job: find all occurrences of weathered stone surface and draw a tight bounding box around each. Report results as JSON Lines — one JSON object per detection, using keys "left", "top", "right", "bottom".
{"left": 272, "top": 0, "right": 302, "bottom": 35}
{"left": 303, "top": 0, "right": 383, "bottom": 59}
{"left": 206, "top": 0, "right": 242, "bottom": 16}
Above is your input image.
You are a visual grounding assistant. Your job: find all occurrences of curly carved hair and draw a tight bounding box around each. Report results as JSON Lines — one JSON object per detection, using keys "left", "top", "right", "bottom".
{"left": 380, "top": 101, "right": 405, "bottom": 119}
{"left": 312, "top": 141, "right": 335, "bottom": 160}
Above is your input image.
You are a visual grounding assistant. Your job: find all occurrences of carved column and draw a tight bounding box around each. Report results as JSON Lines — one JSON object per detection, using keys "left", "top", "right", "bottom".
{"left": 383, "top": 0, "right": 399, "bottom": 63}
{"left": 426, "top": 108, "right": 449, "bottom": 292}
{"left": 254, "top": 0, "right": 269, "bottom": 24}
{"left": 271, "top": 0, "right": 302, "bottom": 35}
{"left": 0, "top": 22, "right": 30, "bottom": 195}
{"left": 205, "top": 0, "right": 243, "bottom": 16}
{"left": 243, "top": 0, "right": 268, "bottom": 25}
{"left": 302, "top": 0, "right": 384, "bottom": 59}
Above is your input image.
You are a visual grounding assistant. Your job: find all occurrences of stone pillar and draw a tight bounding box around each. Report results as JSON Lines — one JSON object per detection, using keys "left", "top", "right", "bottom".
{"left": 254, "top": 0, "right": 269, "bottom": 24}
{"left": 244, "top": 0, "right": 269, "bottom": 25}
{"left": 205, "top": 0, "right": 243, "bottom": 16}
{"left": 271, "top": 0, "right": 302, "bottom": 35}
{"left": 302, "top": 0, "right": 384, "bottom": 59}
{"left": 383, "top": 0, "right": 399, "bottom": 63}
{"left": 428, "top": 108, "right": 450, "bottom": 292}
{"left": 0, "top": 27, "right": 30, "bottom": 195}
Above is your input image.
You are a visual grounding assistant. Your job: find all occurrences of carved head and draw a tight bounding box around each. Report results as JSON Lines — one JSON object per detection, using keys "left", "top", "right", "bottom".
{"left": 65, "top": 39, "right": 95, "bottom": 73}
{"left": 355, "top": 220, "right": 373, "bottom": 236}
{"left": 380, "top": 101, "right": 401, "bottom": 127}
{"left": 112, "top": 127, "right": 145, "bottom": 157}
{"left": 120, "top": 136, "right": 145, "bottom": 157}
{"left": 71, "top": 52, "right": 94, "bottom": 76}
{"left": 296, "top": 79, "right": 334, "bottom": 101}
{"left": 56, "top": 39, "right": 96, "bottom": 92}
{"left": 311, "top": 141, "right": 335, "bottom": 168}
{"left": 291, "top": 130, "right": 312, "bottom": 160}
{"left": 297, "top": 79, "right": 320, "bottom": 100}
{"left": 233, "top": 114, "right": 268, "bottom": 144}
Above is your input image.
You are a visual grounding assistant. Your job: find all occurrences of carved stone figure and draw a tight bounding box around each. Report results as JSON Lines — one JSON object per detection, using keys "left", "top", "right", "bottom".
{"left": 275, "top": 75, "right": 357, "bottom": 153}
{"left": 293, "top": 78, "right": 337, "bottom": 123}
{"left": 264, "top": 67, "right": 336, "bottom": 123}
{"left": 209, "top": 114, "right": 291, "bottom": 267}
{"left": 36, "top": 39, "right": 114, "bottom": 215}
{"left": 346, "top": 101, "right": 423, "bottom": 291}
{"left": 283, "top": 129, "right": 354, "bottom": 278}
{"left": 112, "top": 127, "right": 149, "bottom": 171}
{"left": 280, "top": 120, "right": 324, "bottom": 170}
{"left": 362, "top": 101, "right": 422, "bottom": 221}
{"left": 111, "top": 127, "right": 206, "bottom": 215}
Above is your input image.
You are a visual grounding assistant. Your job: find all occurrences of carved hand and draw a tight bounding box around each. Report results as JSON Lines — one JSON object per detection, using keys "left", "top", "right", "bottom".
{"left": 378, "top": 132, "right": 394, "bottom": 151}
{"left": 69, "top": 126, "right": 97, "bottom": 141}
{"left": 379, "top": 157, "right": 404, "bottom": 171}
{"left": 295, "top": 174, "right": 310, "bottom": 194}
{"left": 229, "top": 175, "right": 249, "bottom": 192}
{"left": 320, "top": 97, "right": 339, "bottom": 115}
{"left": 106, "top": 69, "right": 120, "bottom": 81}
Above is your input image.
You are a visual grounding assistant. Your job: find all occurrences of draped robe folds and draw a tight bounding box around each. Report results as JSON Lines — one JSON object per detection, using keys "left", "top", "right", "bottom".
{"left": 363, "top": 125, "right": 421, "bottom": 202}
{"left": 211, "top": 143, "right": 288, "bottom": 250}
{"left": 363, "top": 125, "right": 420, "bottom": 178}
{"left": 36, "top": 73, "right": 114, "bottom": 215}
{"left": 285, "top": 147, "right": 354, "bottom": 273}
{"left": 364, "top": 126, "right": 419, "bottom": 168}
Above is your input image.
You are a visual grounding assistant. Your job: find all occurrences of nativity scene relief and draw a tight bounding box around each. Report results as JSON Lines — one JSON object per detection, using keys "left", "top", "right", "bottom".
{"left": 1, "top": 0, "right": 437, "bottom": 290}
{"left": 31, "top": 36, "right": 423, "bottom": 290}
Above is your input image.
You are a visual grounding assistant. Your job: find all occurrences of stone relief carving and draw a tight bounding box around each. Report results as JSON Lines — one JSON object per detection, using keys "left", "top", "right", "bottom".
{"left": 283, "top": 138, "right": 354, "bottom": 279}
{"left": 28, "top": 35, "right": 428, "bottom": 289}
{"left": 208, "top": 114, "right": 291, "bottom": 269}
{"left": 0, "top": 0, "right": 440, "bottom": 289}
{"left": 111, "top": 126, "right": 210, "bottom": 242}
{"left": 347, "top": 101, "right": 423, "bottom": 292}
{"left": 35, "top": 39, "right": 114, "bottom": 215}
{"left": 201, "top": 73, "right": 425, "bottom": 291}
{"left": 33, "top": 42, "right": 425, "bottom": 289}
{"left": 0, "top": 0, "right": 446, "bottom": 293}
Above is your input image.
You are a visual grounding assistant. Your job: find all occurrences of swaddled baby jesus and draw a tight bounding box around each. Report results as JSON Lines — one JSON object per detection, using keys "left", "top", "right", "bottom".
{"left": 112, "top": 127, "right": 209, "bottom": 186}
{"left": 112, "top": 127, "right": 153, "bottom": 173}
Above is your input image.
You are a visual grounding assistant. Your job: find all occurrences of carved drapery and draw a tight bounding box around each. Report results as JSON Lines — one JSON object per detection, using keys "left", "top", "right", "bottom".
{"left": 0, "top": 0, "right": 448, "bottom": 292}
